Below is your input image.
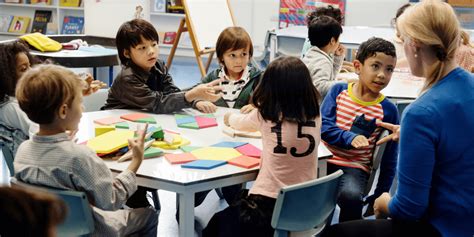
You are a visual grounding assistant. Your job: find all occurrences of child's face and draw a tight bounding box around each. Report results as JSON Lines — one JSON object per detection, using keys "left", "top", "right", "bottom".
{"left": 64, "top": 91, "right": 84, "bottom": 131}
{"left": 16, "top": 52, "right": 31, "bottom": 80}
{"left": 222, "top": 47, "right": 250, "bottom": 79}
{"left": 354, "top": 53, "right": 396, "bottom": 94}
{"left": 125, "top": 36, "right": 159, "bottom": 71}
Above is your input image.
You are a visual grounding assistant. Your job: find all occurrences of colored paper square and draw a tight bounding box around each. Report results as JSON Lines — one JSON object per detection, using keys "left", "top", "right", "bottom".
{"left": 164, "top": 153, "right": 197, "bottom": 164}
{"left": 87, "top": 130, "right": 135, "bottom": 154}
{"left": 181, "top": 160, "right": 227, "bottom": 170}
{"left": 94, "top": 116, "right": 124, "bottom": 125}
{"left": 180, "top": 145, "right": 201, "bottom": 153}
{"left": 235, "top": 143, "right": 261, "bottom": 158}
{"left": 115, "top": 122, "right": 129, "bottom": 129}
{"left": 95, "top": 126, "right": 115, "bottom": 137}
{"left": 174, "top": 114, "right": 190, "bottom": 119}
{"left": 178, "top": 122, "right": 200, "bottom": 129}
{"left": 144, "top": 147, "right": 163, "bottom": 159}
{"left": 175, "top": 116, "right": 196, "bottom": 125}
{"left": 191, "top": 147, "right": 242, "bottom": 161}
{"left": 195, "top": 116, "right": 217, "bottom": 129}
{"left": 120, "top": 113, "right": 150, "bottom": 122}
{"left": 199, "top": 114, "right": 215, "bottom": 118}
{"left": 136, "top": 117, "right": 157, "bottom": 124}
{"left": 211, "top": 141, "right": 248, "bottom": 148}
{"left": 228, "top": 155, "right": 260, "bottom": 169}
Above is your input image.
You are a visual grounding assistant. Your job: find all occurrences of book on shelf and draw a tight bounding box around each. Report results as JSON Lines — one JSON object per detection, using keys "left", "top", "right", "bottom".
{"left": 59, "top": 0, "right": 82, "bottom": 7}
{"left": 153, "top": 0, "right": 166, "bottom": 13}
{"left": 62, "top": 16, "right": 84, "bottom": 34}
{"left": 163, "top": 31, "right": 177, "bottom": 44}
{"left": 46, "top": 22, "right": 58, "bottom": 34}
{"left": 31, "top": 10, "right": 52, "bottom": 34}
{"left": 30, "top": 0, "right": 52, "bottom": 5}
{"left": 0, "top": 15, "right": 13, "bottom": 32}
{"left": 5, "top": 0, "right": 22, "bottom": 3}
{"left": 8, "top": 16, "right": 31, "bottom": 34}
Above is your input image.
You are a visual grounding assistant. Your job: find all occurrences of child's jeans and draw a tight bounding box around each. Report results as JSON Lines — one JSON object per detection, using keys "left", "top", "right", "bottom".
{"left": 327, "top": 163, "right": 369, "bottom": 223}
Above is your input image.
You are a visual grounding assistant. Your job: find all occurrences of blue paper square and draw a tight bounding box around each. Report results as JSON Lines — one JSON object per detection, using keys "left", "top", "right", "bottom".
{"left": 211, "top": 141, "right": 248, "bottom": 148}
{"left": 181, "top": 160, "right": 227, "bottom": 170}
{"left": 176, "top": 116, "right": 196, "bottom": 125}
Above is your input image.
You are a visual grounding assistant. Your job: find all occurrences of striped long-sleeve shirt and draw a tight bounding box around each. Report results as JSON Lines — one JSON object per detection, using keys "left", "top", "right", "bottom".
{"left": 321, "top": 83, "right": 399, "bottom": 195}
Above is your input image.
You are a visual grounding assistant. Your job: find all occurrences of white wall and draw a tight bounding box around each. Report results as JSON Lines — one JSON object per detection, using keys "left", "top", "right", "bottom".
{"left": 345, "top": 0, "right": 409, "bottom": 27}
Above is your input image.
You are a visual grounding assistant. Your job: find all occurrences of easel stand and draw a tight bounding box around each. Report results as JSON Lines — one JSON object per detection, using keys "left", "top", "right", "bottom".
{"left": 166, "top": 18, "right": 215, "bottom": 77}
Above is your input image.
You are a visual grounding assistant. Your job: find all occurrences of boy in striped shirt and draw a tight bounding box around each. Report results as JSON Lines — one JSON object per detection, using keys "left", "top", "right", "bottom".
{"left": 321, "top": 37, "right": 399, "bottom": 222}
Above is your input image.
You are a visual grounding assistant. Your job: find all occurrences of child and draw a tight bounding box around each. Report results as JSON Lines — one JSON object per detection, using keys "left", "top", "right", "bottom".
{"left": 456, "top": 30, "right": 474, "bottom": 72}
{"left": 102, "top": 19, "right": 222, "bottom": 113}
{"left": 14, "top": 64, "right": 158, "bottom": 236}
{"left": 302, "top": 15, "right": 345, "bottom": 99}
{"left": 320, "top": 37, "right": 399, "bottom": 222}
{"left": 0, "top": 40, "right": 101, "bottom": 155}
{"left": 198, "top": 26, "right": 263, "bottom": 114}
{"left": 203, "top": 56, "right": 321, "bottom": 237}
{"left": 301, "top": 5, "right": 344, "bottom": 58}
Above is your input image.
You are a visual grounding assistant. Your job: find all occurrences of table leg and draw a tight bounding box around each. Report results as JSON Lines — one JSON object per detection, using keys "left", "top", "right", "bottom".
{"left": 108, "top": 66, "right": 114, "bottom": 86}
{"left": 178, "top": 192, "right": 195, "bottom": 237}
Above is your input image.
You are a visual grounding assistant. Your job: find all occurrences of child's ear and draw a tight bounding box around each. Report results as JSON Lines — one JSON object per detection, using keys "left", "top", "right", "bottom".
{"left": 353, "top": 60, "right": 362, "bottom": 75}
{"left": 58, "top": 104, "right": 68, "bottom": 120}
{"left": 124, "top": 49, "right": 130, "bottom": 59}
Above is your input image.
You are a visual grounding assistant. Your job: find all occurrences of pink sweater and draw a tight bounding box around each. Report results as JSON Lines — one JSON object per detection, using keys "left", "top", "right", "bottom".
{"left": 228, "top": 109, "right": 321, "bottom": 198}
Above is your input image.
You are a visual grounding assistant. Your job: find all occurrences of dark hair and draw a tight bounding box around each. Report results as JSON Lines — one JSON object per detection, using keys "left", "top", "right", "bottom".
{"left": 308, "top": 15, "right": 343, "bottom": 48}
{"left": 115, "top": 19, "right": 159, "bottom": 65}
{"left": 16, "top": 64, "right": 82, "bottom": 124}
{"left": 307, "top": 5, "right": 343, "bottom": 25}
{"left": 391, "top": 3, "right": 411, "bottom": 27}
{"left": 0, "top": 186, "right": 66, "bottom": 237}
{"left": 356, "top": 37, "right": 396, "bottom": 63}
{"left": 216, "top": 26, "right": 253, "bottom": 64}
{"left": 252, "top": 56, "right": 320, "bottom": 123}
{"left": 0, "top": 40, "right": 36, "bottom": 103}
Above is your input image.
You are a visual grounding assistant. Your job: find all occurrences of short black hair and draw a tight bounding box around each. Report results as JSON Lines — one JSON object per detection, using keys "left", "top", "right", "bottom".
{"left": 307, "top": 5, "right": 343, "bottom": 25}
{"left": 0, "top": 40, "right": 36, "bottom": 103}
{"left": 356, "top": 37, "right": 397, "bottom": 63}
{"left": 308, "top": 15, "right": 342, "bottom": 48}
{"left": 252, "top": 56, "right": 320, "bottom": 123}
{"left": 115, "top": 19, "right": 159, "bottom": 65}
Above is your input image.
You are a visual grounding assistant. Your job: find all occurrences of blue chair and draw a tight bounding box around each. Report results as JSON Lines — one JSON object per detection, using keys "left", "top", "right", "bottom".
{"left": 271, "top": 170, "right": 343, "bottom": 237}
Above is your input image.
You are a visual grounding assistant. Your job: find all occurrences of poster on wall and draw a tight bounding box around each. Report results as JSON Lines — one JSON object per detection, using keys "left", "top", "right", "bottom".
{"left": 279, "top": 0, "right": 346, "bottom": 29}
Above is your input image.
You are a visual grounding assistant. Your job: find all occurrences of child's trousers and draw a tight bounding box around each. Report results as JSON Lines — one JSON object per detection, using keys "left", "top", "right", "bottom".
{"left": 327, "top": 163, "right": 369, "bottom": 223}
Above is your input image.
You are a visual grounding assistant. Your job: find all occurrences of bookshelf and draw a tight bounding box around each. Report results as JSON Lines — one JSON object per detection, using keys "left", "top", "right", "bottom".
{"left": 0, "top": 0, "right": 83, "bottom": 41}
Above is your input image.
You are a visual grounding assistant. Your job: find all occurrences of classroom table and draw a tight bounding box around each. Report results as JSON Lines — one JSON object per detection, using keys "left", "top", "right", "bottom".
{"left": 269, "top": 25, "right": 396, "bottom": 61}
{"left": 76, "top": 107, "right": 332, "bottom": 237}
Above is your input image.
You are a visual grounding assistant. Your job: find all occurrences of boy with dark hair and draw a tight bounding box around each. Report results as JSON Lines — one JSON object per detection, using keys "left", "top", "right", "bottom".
{"left": 302, "top": 15, "right": 345, "bottom": 99}
{"left": 321, "top": 37, "right": 399, "bottom": 222}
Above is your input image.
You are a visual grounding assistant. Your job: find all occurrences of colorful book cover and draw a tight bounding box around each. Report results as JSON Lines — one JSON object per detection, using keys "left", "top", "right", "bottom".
{"left": 163, "top": 32, "right": 177, "bottom": 44}
{"left": 62, "top": 16, "right": 84, "bottom": 34}
{"left": 30, "top": 0, "right": 52, "bottom": 5}
{"left": 279, "top": 0, "right": 346, "bottom": 28}
{"left": 59, "top": 0, "right": 81, "bottom": 7}
{"left": 31, "top": 10, "right": 52, "bottom": 34}
{"left": 8, "top": 16, "right": 31, "bottom": 34}
{"left": 0, "top": 15, "right": 13, "bottom": 32}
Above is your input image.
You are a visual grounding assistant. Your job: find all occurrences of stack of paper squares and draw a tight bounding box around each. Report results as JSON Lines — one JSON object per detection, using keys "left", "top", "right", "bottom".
{"left": 174, "top": 114, "right": 217, "bottom": 129}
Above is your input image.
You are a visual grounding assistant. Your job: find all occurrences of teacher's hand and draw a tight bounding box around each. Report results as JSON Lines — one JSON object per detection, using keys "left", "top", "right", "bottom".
{"left": 377, "top": 122, "right": 400, "bottom": 145}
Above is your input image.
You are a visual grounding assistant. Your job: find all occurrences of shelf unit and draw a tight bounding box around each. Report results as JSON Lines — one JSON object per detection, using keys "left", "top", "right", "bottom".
{"left": 0, "top": 0, "right": 83, "bottom": 41}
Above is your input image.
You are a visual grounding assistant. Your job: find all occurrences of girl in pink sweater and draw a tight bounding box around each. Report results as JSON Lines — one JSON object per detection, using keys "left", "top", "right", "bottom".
{"left": 203, "top": 56, "right": 322, "bottom": 237}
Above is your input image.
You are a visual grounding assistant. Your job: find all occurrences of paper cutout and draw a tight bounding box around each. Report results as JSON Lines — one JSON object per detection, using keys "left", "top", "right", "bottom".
{"left": 164, "top": 153, "right": 197, "bottom": 164}
{"left": 235, "top": 143, "right": 261, "bottom": 158}
{"left": 94, "top": 126, "right": 115, "bottom": 137}
{"left": 211, "top": 141, "right": 248, "bottom": 148}
{"left": 191, "top": 147, "right": 242, "bottom": 161}
{"left": 115, "top": 122, "right": 129, "bottom": 129}
{"left": 136, "top": 117, "right": 157, "bottom": 124}
{"left": 181, "top": 160, "right": 227, "bottom": 170}
{"left": 228, "top": 155, "right": 260, "bottom": 169}
{"left": 94, "top": 116, "right": 124, "bottom": 125}
{"left": 152, "top": 135, "right": 190, "bottom": 150}
{"left": 120, "top": 113, "right": 151, "bottom": 122}
{"left": 223, "top": 125, "right": 262, "bottom": 138}
{"left": 180, "top": 145, "right": 201, "bottom": 152}
{"left": 144, "top": 147, "right": 164, "bottom": 159}
{"left": 175, "top": 114, "right": 218, "bottom": 129}
{"left": 87, "top": 130, "right": 134, "bottom": 154}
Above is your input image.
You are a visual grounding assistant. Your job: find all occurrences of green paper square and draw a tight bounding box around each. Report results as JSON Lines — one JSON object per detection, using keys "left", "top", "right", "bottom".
{"left": 136, "top": 117, "right": 157, "bottom": 124}
{"left": 144, "top": 147, "right": 164, "bottom": 158}
{"left": 178, "top": 122, "right": 200, "bottom": 129}
{"left": 180, "top": 145, "right": 201, "bottom": 152}
{"left": 115, "top": 122, "right": 129, "bottom": 129}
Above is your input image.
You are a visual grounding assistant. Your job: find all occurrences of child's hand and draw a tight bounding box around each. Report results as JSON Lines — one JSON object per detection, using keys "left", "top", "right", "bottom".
{"left": 81, "top": 73, "right": 106, "bottom": 96}
{"left": 351, "top": 135, "right": 369, "bottom": 148}
{"left": 335, "top": 44, "right": 346, "bottom": 57}
{"left": 224, "top": 112, "right": 232, "bottom": 127}
{"left": 186, "top": 80, "right": 223, "bottom": 103}
{"left": 127, "top": 124, "right": 148, "bottom": 173}
{"left": 374, "top": 192, "right": 391, "bottom": 219}
{"left": 196, "top": 101, "right": 217, "bottom": 113}
{"left": 240, "top": 104, "right": 255, "bottom": 114}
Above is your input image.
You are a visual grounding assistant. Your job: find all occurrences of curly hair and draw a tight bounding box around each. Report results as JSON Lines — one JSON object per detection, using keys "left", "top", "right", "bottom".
{"left": 0, "top": 40, "right": 36, "bottom": 103}
{"left": 306, "top": 5, "right": 343, "bottom": 25}
{"left": 356, "top": 37, "right": 396, "bottom": 64}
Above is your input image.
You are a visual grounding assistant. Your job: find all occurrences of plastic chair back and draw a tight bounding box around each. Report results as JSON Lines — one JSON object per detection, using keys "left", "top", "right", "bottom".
{"left": 271, "top": 170, "right": 343, "bottom": 237}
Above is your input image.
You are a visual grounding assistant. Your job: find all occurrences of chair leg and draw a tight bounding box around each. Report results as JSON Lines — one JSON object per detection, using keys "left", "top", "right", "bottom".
{"left": 152, "top": 191, "right": 160, "bottom": 210}
{"left": 273, "top": 229, "right": 289, "bottom": 237}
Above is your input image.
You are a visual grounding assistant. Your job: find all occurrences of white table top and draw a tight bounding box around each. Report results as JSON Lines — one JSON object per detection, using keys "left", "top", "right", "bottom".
{"left": 275, "top": 25, "right": 396, "bottom": 48}
{"left": 77, "top": 108, "right": 332, "bottom": 186}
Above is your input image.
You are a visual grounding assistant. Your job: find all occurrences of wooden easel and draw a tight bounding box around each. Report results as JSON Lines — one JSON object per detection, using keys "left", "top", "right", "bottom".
{"left": 166, "top": 0, "right": 235, "bottom": 77}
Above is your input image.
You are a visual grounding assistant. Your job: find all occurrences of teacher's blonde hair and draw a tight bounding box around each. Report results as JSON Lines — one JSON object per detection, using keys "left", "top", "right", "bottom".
{"left": 397, "top": 0, "right": 460, "bottom": 92}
